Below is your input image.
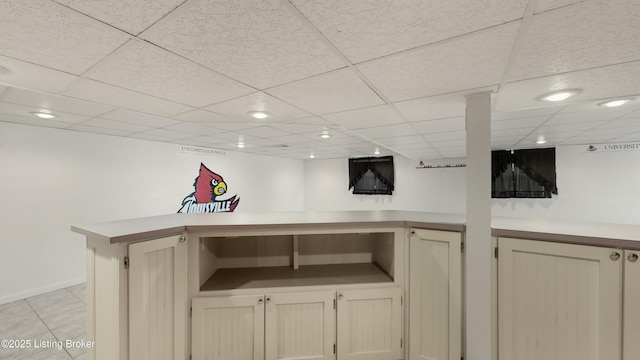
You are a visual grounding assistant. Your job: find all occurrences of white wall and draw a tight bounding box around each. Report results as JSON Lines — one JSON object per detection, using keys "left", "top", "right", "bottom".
{"left": 304, "top": 155, "right": 466, "bottom": 214}
{"left": 0, "top": 122, "right": 304, "bottom": 304}
{"left": 304, "top": 146, "right": 640, "bottom": 225}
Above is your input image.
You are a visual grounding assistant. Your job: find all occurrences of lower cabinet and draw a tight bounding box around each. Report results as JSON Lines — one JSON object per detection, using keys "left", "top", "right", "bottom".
{"left": 497, "top": 237, "right": 632, "bottom": 360}
{"left": 128, "top": 235, "right": 189, "bottom": 360}
{"left": 192, "top": 287, "right": 402, "bottom": 360}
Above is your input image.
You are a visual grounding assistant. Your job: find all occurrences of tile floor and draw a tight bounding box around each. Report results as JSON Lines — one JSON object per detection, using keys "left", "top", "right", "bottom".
{"left": 0, "top": 283, "right": 87, "bottom": 360}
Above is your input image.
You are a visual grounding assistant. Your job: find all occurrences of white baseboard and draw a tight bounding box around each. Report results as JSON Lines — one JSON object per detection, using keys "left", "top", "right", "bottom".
{"left": 0, "top": 277, "right": 87, "bottom": 305}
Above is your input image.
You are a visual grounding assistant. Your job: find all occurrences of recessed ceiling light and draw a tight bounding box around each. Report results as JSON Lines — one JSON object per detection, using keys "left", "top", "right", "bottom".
{"left": 598, "top": 99, "right": 632, "bottom": 108}
{"left": 248, "top": 111, "right": 271, "bottom": 119}
{"left": 309, "top": 153, "right": 315, "bottom": 159}
{"left": 374, "top": 147, "right": 380, "bottom": 155}
{"left": 320, "top": 131, "right": 331, "bottom": 139}
{"left": 237, "top": 142, "right": 245, "bottom": 148}
{"left": 31, "top": 112, "right": 56, "bottom": 119}
{"left": 537, "top": 89, "right": 582, "bottom": 102}
{"left": 536, "top": 137, "right": 546, "bottom": 144}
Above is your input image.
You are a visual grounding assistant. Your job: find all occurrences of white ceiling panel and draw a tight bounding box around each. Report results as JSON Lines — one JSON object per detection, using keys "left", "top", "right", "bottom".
{"left": 79, "top": 118, "right": 152, "bottom": 133}
{"left": 492, "top": 106, "right": 560, "bottom": 121}
{"left": 534, "top": 0, "right": 583, "bottom": 14}
{"left": 510, "top": 0, "right": 640, "bottom": 81}
{"left": 282, "top": 116, "right": 334, "bottom": 126}
{"left": 423, "top": 130, "right": 466, "bottom": 142}
{"left": 0, "top": 0, "right": 129, "bottom": 74}
{"left": 0, "top": 55, "right": 79, "bottom": 94}
{"left": 271, "top": 124, "right": 330, "bottom": 134}
{"left": 0, "top": 102, "right": 89, "bottom": 124}
{"left": 205, "top": 92, "right": 311, "bottom": 122}
{"left": 63, "top": 79, "right": 193, "bottom": 117}
{"left": 87, "top": 40, "right": 254, "bottom": 107}
{"left": 394, "top": 93, "right": 467, "bottom": 122}
{"left": 266, "top": 68, "right": 384, "bottom": 115}
{"left": 3, "top": 88, "right": 113, "bottom": 117}
{"left": 138, "top": 128, "right": 195, "bottom": 140}
{"left": 54, "top": 0, "right": 184, "bottom": 35}
{"left": 142, "top": 0, "right": 345, "bottom": 89}
{"left": 171, "top": 109, "right": 234, "bottom": 123}
{"left": 291, "top": 0, "right": 527, "bottom": 63}
{"left": 353, "top": 123, "right": 417, "bottom": 140}
{"left": 492, "top": 116, "right": 549, "bottom": 130}
{"left": 607, "top": 132, "right": 640, "bottom": 142}
{"left": 412, "top": 117, "right": 466, "bottom": 134}
{"left": 68, "top": 124, "right": 132, "bottom": 137}
{"left": 322, "top": 105, "right": 405, "bottom": 130}
{"left": 358, "top": 22, "right": 519, "bottom": 102}
{"left": 377, "top": 135, "right": 426, "bottom": 147}
{"left": 0, "top": 113, "right": 71, "bottom": 129}
{"left": 100, "top": 109, "right": 182, "bottom": 128}
{"left": 163, "top": 122, "right": 222, "bottom": 136}
{"left": 237, "top": 126, "right": 292, "bottom": 138}
{"left": 495, "top": 61, "right": 640, "bottom": 112}
{"left": 596, "top": 118, "right": 640, "bottom": 130}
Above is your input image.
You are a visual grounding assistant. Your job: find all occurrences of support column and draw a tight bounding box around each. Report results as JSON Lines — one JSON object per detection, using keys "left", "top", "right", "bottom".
{"left": 465, "top": 92, "right": 492, "bottom": 360}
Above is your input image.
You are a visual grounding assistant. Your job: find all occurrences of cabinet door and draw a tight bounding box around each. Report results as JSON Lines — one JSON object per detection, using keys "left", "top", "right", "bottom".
{"left": 265, "top": 291, "right": 336, "bottom": 360}
{"left": 129, "top": 235, "right": 188, "bottom": 360}
{"left": 191, "top": 295, "right": 265, "bottom": 360}
{"left": 409, "top": 229, "right": 462, "bottom": 360}
{"left": 624, "top": 250, "right": 640, "bottom": 360}
{"left": 337, "top": 287, "right": 402, "bottom": 360}
{"left": 498, "top": 238, "right": 622, "bottom": 360}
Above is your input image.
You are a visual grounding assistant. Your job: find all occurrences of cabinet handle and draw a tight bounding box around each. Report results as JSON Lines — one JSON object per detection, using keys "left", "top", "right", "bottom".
{"left": 337, "top": 293, "right": 344, "bottom": 300}
{"left": 610, "top": 251, "right": 621, "bottom": 261}
{"left": 257, "top": 298, "right": 264, "bottom": 305}
{"left": 628, "top": 253, "right": 639, "bottom": 263}
{"left": 179, "top": 236, "right": 186, "bottom": 243}
{"left": 265, "top": 297, "right": 271, "bottom": 304}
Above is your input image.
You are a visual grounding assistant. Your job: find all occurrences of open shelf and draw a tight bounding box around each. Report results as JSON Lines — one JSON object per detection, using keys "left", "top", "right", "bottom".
{"left": 198, "top": 231, "right": 395, "bottom": 292}
{"left": 200, "top": 263, "right": 393, "bottom": 291}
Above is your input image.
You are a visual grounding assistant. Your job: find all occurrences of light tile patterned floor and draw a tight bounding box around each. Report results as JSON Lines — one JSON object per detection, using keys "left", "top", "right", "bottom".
{"left": 0, "top": 284, "right": 87, "bottom": 360}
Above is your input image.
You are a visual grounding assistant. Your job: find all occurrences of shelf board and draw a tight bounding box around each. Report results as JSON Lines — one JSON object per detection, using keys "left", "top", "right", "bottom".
{"left": 200, "top": 263, "right": 393, "bottom": 291}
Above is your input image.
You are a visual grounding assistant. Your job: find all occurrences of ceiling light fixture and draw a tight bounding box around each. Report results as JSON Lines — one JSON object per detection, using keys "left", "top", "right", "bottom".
{"left": 536, "top": 137, "right": 546, "bottom": 145}
{"left": 537, "top": 89, "right": 582, "bottom": 102}
{"left": 598, "top": 99, "right": 632, "bottom": 108}
{"left": 31, "top": 112, "right": 56, "bottom": 119}
{"left": 309, "top": 153, "right": 315, "bottom": 159}
{"left": 374, "top": 147, "right": 380, "bottom": 155}
{"left": 248, "top": 111, "right": 271, "bottom": 119}
{"left": 320, "top": 131, "right": 331, "bottom": 139}
{"left": 237, "top": 141, "right": 245, "bottom": 148}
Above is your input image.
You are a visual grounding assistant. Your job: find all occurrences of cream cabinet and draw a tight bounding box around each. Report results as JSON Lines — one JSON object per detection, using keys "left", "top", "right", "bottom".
{"left": 128, "top": 235, "right": 189, "bottom": 360}
{"left": 409, "top": 229, "right": 462, "bottom": 360}
{"left": 624, "top": 250, "right": 640, "bottom": 360}
{"left": 497, "top": 237, "right": 628, "bottom": 360}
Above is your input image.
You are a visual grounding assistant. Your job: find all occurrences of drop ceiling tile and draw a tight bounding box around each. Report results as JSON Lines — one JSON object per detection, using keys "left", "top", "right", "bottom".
{"left": 0, "top": 102, "right": 89, "bottom": 123}
{"left": 423, "top": 130, "right": 466, "bottom": 142}
{"left": 207, "top": 131, "right": 259, "bottom": 143}
{"left": 266, "top": 68, "right": 384, "bottom": 115}
{"left": 608, "top": 131, "right": 640, "bottom": 142}
{"left": 357, "top": 22, "right": 519, "bottom": 102}
{"left": 283, "top": 116, "right": 334, "bottom": 126}
{"left": 547, "top": 109, "right": 629, "bottom": 124}
{"left": 171, "top": 109, "right": 233, "bottom": 123}
{"left": 495, "top": 61, "right": 640, "bottom": 112}
{"left": 142, "top": 0, "right": 345, "bottom": 89}
{"left": 0, "top": 113, "right": 71, "bottom": 129}
{"left": 88, "top": 40, "right": 253, "bottom": 107}
{"left": 205, "top": 92, "right": 311, "bottom": 122}
{"left": 55, "top": 0, "right": 184, "bottom": 35}
{"left": 596, "top": 117, "right": 640, "bottom": 130}
{"left": 68, "top": 124, "right": 132, "bottom": 137}
{"left": 80, "top": 118, "right": 153, "bottom": 133}
{"left": 389, "top": 142, "right": 435, "bottom": 152}
{"left": 291, "top": 0, "right": 527, "bottom": 63}
{"left": 510, "top": 0, "right": 640, "bottom": 81}
{"left": 377, "top": 135, "right": 426, "bottom": 146}
{"left": 0, "top": 0, "right": 129, "bottom": 74}
{"left": 0, "top": 56, "right": 79, "bottom": 94}
{"left": 492, "top": 127, "right": 535, "bottom": 137}
{"left": 271, "top": 124, "right": 329, "bottom": 134}
{"left": 139, "top": 128, "right": 195, "bottom": 140}
{"left": 492, "top": 106, "right": 560, "bottom": 121}
{"left": 202, "top": 123, "right": 258, "bottom": 132}
{"left": 163, "top": 122, "right": 222, "bottom": 136}
{"left": 64, "top": 79, "right": 193, "bottom": 117}
{"left": 539, "top": 121, "right": 606, "bottom": 133}
{"left": 237, "top": 126, "right": 292, "bottom": 138}
{"left": 322, "top": 105, "right": 405, "bottom": 130}
{"left": 535, "top": 0, "right": 583, "bottom": 13}
{"left": 412, "top": 117, "right": 466, "bottom": 134}
{"left": 3, "top": 88, "right": 113, "bottom": 117}
{"left": 394, "top": 93, "right": 467, "bottom": 122}
{"left": 101, "top": 109, "right": 182, "bottom": 127}
{"left": 352, "top": 123, "right": 417, "bottom": 139}
{"left": 492, "top": 116, "right": 548, "bottom": 130}
{"left": 263, "top": 134, "right": 313, "bottom": 144}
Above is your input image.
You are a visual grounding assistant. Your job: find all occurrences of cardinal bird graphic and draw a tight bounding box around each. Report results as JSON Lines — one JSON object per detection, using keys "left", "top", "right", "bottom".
{"left": 178, "top": 163, "right": 240, "bottom": 213}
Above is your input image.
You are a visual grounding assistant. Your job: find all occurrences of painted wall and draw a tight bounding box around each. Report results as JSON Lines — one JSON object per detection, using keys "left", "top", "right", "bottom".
{"left": 304, "top": 146, "right": 640, "bottom": 225}
{"left": 304, "top": 155, "right": 466, "bottom": 214}
{"left": 0, "top": 122, "right": 304, "bottom": 304}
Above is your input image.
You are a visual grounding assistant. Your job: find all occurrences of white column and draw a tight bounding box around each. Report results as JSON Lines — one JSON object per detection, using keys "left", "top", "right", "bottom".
{"left": 465, "top": 92, "right": 492, "bottom": 360}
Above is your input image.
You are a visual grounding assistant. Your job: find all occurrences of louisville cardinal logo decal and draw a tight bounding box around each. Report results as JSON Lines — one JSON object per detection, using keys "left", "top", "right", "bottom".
{"left": 178, "top": 163, "right": 240, "bottom": 213}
